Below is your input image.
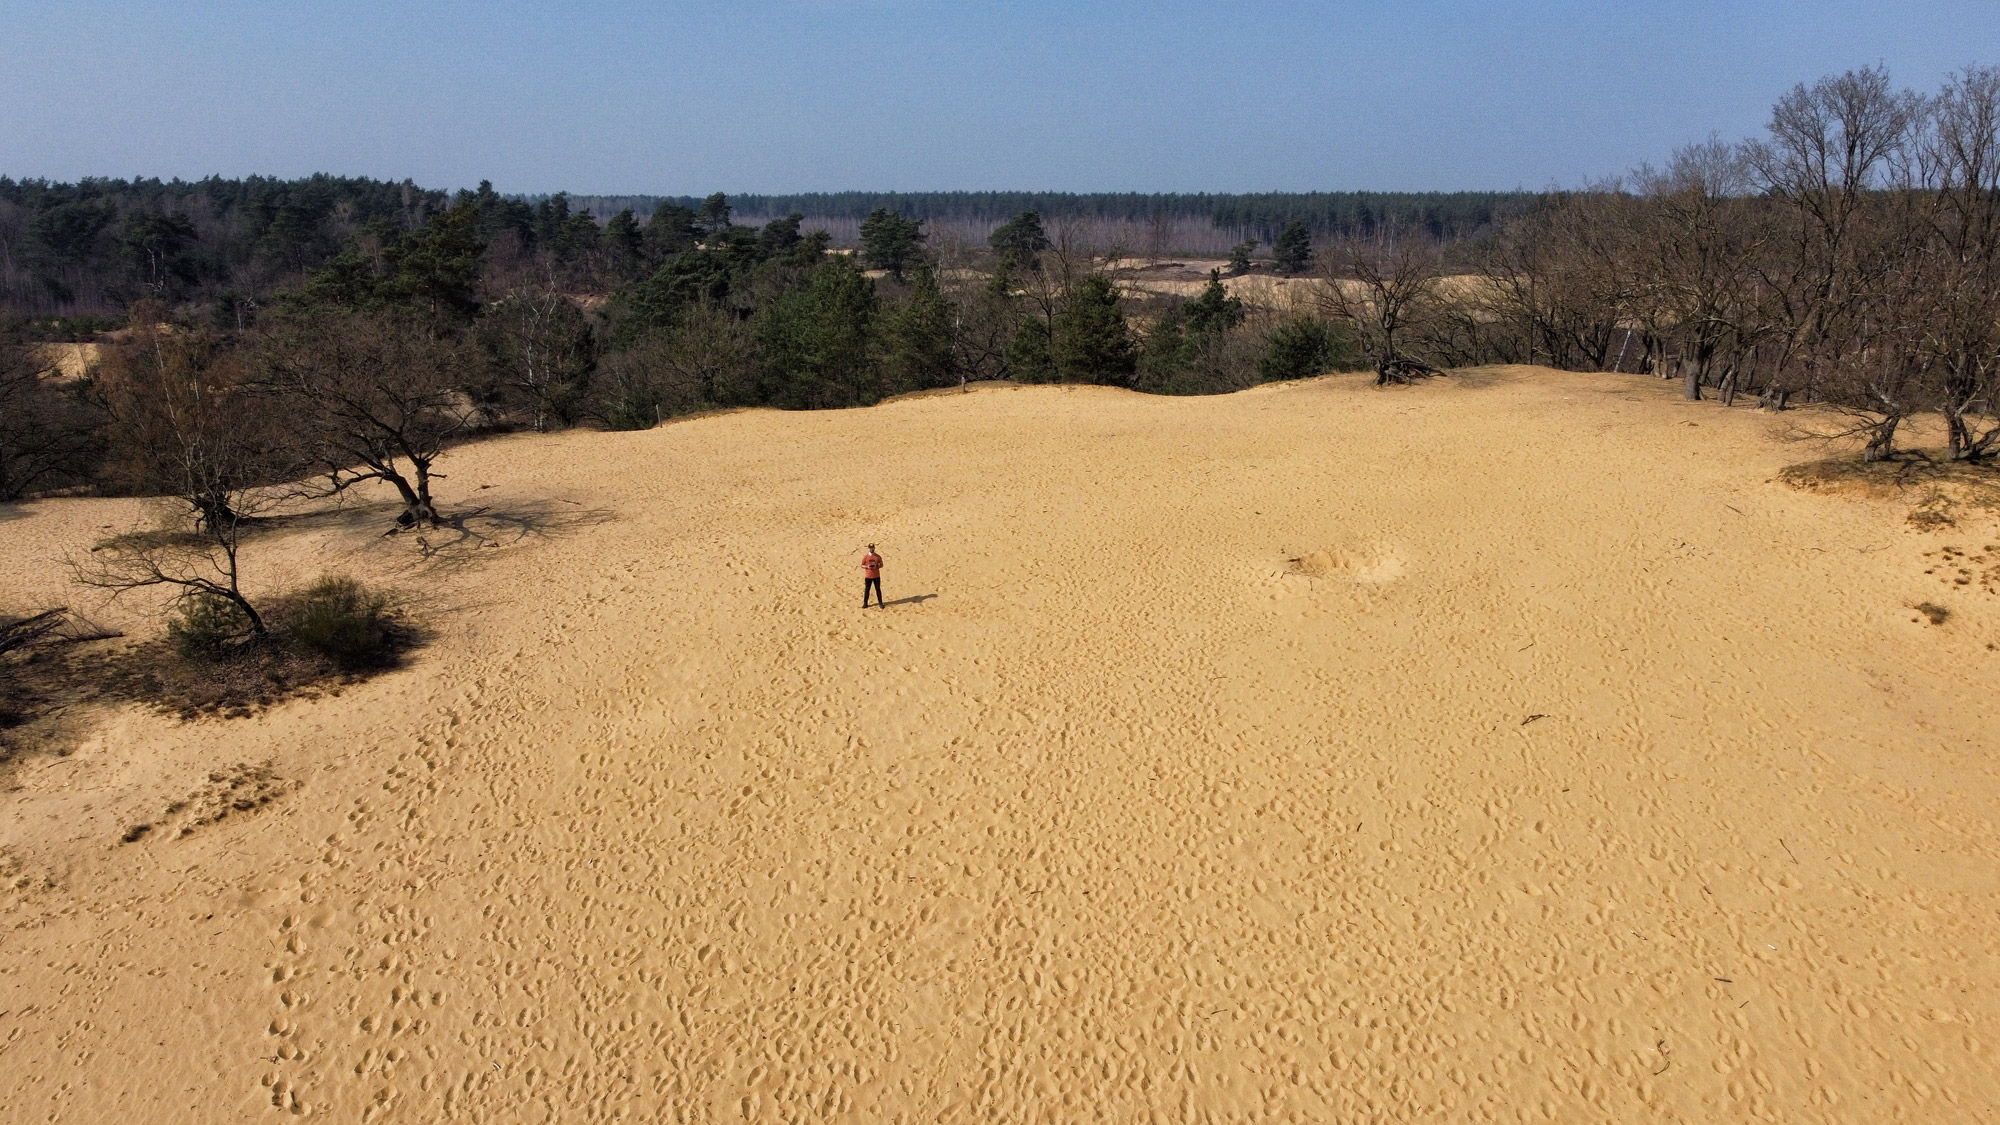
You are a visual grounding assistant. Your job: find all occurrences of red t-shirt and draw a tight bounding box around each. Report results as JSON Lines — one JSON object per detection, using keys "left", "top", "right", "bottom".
{"left": 862, "top": 553, "right": 882, "bottom": 579}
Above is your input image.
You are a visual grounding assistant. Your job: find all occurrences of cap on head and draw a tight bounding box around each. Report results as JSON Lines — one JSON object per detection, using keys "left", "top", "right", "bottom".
{"left": 867, "top": 544, "right": 875, "bottom": 549}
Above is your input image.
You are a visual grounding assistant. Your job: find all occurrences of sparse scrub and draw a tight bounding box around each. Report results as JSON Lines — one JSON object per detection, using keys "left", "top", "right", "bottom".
{"left": 165, "top": 591, "right": 253, "bottom": 661}
{"left": 279, "top": 577, "right": 397, "bottom": 670}
{"left": 11, "top": 575, "right": 414, "bottom": 734}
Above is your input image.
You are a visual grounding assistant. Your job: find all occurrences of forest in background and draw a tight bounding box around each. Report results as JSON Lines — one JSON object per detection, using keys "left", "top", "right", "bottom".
{"left": 6, "top": 62, "right": 2000, "bottom": 527}
{"left": 544, "top": 191, "right": 1534, "bottom": 256}
{"left": 0, "top": 182, "right": 1525, "bottom": 324}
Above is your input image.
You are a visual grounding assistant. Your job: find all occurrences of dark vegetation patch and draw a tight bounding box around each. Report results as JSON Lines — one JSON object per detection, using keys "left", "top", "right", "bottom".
{"left": 110, "top": 577, "right": 417, "bottom": 718}
{"left": 1, "top": 578, "right": 416, "bottom": 775}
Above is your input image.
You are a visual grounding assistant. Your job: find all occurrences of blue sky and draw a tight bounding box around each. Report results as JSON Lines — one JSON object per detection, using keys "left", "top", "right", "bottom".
{"left": 3, "top": 1, "right": 1995, "bottom": 194}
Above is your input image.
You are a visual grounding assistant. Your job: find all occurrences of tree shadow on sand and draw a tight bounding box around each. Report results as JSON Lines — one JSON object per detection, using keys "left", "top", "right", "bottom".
{"left": 395, "top": 499, "right": 619, "bottom": 569}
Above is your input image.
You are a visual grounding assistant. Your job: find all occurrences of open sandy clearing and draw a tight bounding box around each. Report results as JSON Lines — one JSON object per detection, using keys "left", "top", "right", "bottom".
{"left": 2, "top": 367, "right": 1998, "bottom": 1123}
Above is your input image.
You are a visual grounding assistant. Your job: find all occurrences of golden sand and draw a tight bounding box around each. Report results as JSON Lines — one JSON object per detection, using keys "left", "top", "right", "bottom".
{"left": 26, "top": 341, "right": 101, "bottom": 380}
{"left": 2, "top": 367, "right": 1996, "bottom": 1122}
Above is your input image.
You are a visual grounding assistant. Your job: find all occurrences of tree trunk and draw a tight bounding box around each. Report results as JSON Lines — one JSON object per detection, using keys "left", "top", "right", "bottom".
{"left": 409, "top": 457, "right": 442, "bottom": 528}
{"left": 194, "top": 492, "right": 239, "bottom": 534}
{"left": 1682, "top": 357, "right": 1702, "bottom": 401}
{"left": 1862, "top": 416, "right": 1901, "bottom": 462}
{"left": 377, "top": 465, "right": 438, "bottom": 529}
{"left": 228, "top": 588, "right": 267, "bottom": 635}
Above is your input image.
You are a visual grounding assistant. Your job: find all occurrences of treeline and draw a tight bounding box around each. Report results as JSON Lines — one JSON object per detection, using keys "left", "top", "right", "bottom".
{"left": 1308, "top": 65, "right": 2000, "bottom": 462}
{"left": 0, "top": 174, "right": 454, "bottom": 322}
{"left": 2, "top": 187, "right": 1365, "bottom": 504}
{"left": 0, "top": 173, "right": 1524, "bottom": 325}
{"left": 11, "top": 61, "right": 1993, "bottom": 508}
{"left": 543, "top": 190, "right": 1536, "bottom": 243}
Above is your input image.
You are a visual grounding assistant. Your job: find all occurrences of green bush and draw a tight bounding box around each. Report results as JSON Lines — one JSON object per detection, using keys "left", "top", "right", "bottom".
{"left": 166, "top": 592, "right": 251, "bottom": 661}
{"left": 602, "top": 393, "right": 665, "bottom": 431}
{"left": 283, "top": 577, "right": 394, "bottom": 670}
{"left": 1258, "top": 317, "right": 1363, "bottom": 382}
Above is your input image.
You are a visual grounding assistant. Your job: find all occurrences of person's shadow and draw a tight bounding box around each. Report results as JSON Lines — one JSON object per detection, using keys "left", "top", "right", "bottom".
{"left": 882, "top": 594, "right": 937, "bottom": 607}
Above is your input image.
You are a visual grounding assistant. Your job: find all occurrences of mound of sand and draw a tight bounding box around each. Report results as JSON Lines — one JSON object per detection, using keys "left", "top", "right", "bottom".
{"left": 1290, "top": 540, "right": 1407, "bottom": 584}
{"left": 26, "top": 341, "right": 100, "bottom": 380}
{"left": 1, "top": 367, "right": 1997, "bottom": 1122}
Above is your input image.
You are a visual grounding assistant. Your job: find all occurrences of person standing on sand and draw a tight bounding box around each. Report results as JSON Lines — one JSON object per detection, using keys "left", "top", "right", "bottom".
{"left": 862, "top": 544, "right": 884, "bottom": 608}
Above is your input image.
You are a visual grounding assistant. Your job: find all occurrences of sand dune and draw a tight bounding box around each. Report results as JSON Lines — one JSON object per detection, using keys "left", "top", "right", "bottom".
{"left": 2, "top": 367, "right": 1997, "bottom": 1122}
{"left": 25, "top": 341, "right": 101, "bottom": 380}
{"left": 1118, "top": 268, "right": 1495, "bottom": 315}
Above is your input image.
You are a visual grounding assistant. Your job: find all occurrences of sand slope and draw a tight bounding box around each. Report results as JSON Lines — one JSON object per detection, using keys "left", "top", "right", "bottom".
{"left": 2, "top": 367, "right": 1997, "bottom": 1123}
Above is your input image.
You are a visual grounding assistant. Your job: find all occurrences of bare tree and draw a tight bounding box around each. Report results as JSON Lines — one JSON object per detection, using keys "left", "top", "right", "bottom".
{"left": 1318, "top": 225, "right": 1448, "bottom": 384}
{"left": 0, "top": 609, "right": 69, "bottom": 658}
{"left": 80, "top": 325, "right": 289, "bottom": 633}
{"left": 930, "top": 233, "right": 1012, "bottom": 384}
{"left": 94, "top": 320, "right": 296, "bottom": 529}
{"left": 1144, "top": 210, "right": 1173, "bottom": 266}
{"left": 0, "top": 345, "right": 104, "bottom": 500}
{"left": 1750, "top": 67, "right": 1923, "bottom": 452}
{"left": 1479, "top": 186, "right": 1637, "bottom": 371}
{"left": 1003, "top": 222, "right": 1112, "bottom": 382}
{"left": 483, "top": 283, "right": 595, "bottom": 431}
{"left": 593, "top": 303, "right": 757, "bottom": 425}
{"left": 1630, "top": 140, "right": 1770, "bottom": 403}
{"left": 1915, "top": 66, "right": 2000, "bottom": 460}
{"left": 257, "top": 308, "right": 477, "bottom": 528}
{"left": 76, "top": 500, "right": 273, "bottom": 635}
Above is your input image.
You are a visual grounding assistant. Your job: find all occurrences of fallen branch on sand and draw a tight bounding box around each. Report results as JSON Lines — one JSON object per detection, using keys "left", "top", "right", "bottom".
{"left": 0, "top": 609, "right": 69, "bottom": 656}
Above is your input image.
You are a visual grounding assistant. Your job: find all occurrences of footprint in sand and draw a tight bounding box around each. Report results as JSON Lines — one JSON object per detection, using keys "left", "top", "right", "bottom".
{"left": 1289, "top": 541, "right": 1406, "bottom": 584}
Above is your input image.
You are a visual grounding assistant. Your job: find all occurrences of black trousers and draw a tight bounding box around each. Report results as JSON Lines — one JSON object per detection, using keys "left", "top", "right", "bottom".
{"left": 863, "top": 577, "right": 883, "bottom": 607}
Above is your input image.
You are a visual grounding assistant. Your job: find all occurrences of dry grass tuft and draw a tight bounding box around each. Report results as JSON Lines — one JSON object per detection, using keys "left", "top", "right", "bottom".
{"left": 1908, "top": 490, "right": 1959, "bottom": 530}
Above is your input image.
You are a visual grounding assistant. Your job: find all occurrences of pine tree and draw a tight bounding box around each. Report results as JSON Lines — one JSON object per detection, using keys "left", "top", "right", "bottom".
{"left": 697, "top": 193, "right": 733, "bottom": 238}
{"left": 859, "top": 208, "right": 926, "bottom": 280}
{"left": 1182, "top": 270, "right": 1245, "bottom": 336}
{"left": 1138, "top": 307, "right": 1190, "bottom": 390}
{"left": 1052, "top": 275, "right": 1136, "bottom": 385}
{"left": 880, "top": 265, "right": 958, "bottom": 391}
{"left": 988, "top": 210, "right": 1051, "bottom": 273}
{"left": 1274, "top": 221, "right": 1313, "bottom": 275}
{"left": 754, "top": 257, "right": 882, "bottom": 409}
{"left": 1258, "top": 317, "right": 1337, "bottom": 382}
{"left": 379, "top": 201, "right": 487, "bottom": 327}
{"left": 646, "top": 203, "right": 700, "bottom": 259}
{"left": 604, "top": 208, "right": 645, "bottom": 276}
{"left": 758, "top": 213, "right": 805, "bottom": 258}
{"left": 1004, "top": 316, "right": 1054, "bottom": 382}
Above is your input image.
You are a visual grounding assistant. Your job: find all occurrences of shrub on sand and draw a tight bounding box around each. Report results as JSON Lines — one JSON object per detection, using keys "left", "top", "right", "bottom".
{"left": 166, "top": 592, "right": 252, "bottom": 661}
{"left": 281, "top": 577, "right": 395, "bottom": 670}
